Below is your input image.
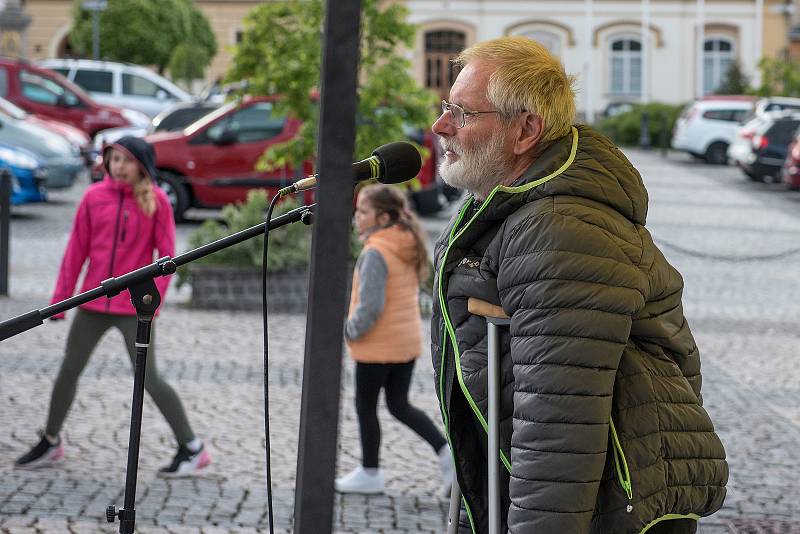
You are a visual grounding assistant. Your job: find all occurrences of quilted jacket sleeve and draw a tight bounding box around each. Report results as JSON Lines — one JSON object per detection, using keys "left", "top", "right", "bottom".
{"left": 497, "top": 210, "right": 646, "bottom": 533}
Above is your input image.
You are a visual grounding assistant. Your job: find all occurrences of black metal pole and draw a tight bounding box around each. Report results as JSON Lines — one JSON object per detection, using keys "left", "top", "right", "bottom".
{"left": 0, "top": 169, "right": 9, "bottom": 296}
{"left": 639, "top": 111, "right": 651, "bottom": 149}
{"left": 660, "top": 112, "right": 669, "bottom": 158}
{"left": 105, "top": 278, "right": 160, "bottom": 534}
{"left": 119, "top": 319, "right": 150, "bottom": 533}
{"left": 92, "top": 9, "right": 100, "bottom": 60}
{"left": 293, "top": 1, "right": 362, "bottom": 532}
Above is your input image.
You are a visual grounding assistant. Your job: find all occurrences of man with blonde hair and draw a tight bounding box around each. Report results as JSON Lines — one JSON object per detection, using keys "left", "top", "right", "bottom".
{"left": 430, "top": 36, "right": 727, "bottom": 533}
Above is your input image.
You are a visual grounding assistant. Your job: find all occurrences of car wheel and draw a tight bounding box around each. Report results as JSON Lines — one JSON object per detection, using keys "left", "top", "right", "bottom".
{"left": 744, "top": 169, "right": 760, "bottom": 181}
{"left": 157, "top": 170, "right": 190, "bottom": 222}
{"left": 705, "top": 142, "right": 729, "bottom": 165}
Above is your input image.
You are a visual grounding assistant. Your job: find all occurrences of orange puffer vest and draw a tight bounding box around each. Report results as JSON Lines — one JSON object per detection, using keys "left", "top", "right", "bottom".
{"left": 346, "top": 224, "right": 422, "bottom": 363}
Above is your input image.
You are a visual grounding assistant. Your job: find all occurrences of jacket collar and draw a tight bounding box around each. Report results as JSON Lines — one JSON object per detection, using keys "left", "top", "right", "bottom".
{"left": 459, "top": 125, "right": 648, "bottom": 228}
{"left": 102, "top": 174, "right": 134, "bottom": 195}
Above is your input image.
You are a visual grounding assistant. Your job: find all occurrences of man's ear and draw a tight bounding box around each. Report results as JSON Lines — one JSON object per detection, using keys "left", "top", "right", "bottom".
{"left": 513, "top": 113, "right": 544, "bottom": 155}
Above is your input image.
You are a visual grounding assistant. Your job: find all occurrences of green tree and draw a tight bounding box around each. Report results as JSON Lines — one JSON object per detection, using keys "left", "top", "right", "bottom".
{"left": 754, "top": 57, "right": 800, "bottom": 97}
{"left": 714, "top": 60, "right": 750, "bottom": 95}
{"left": 70, "top": 0, "right": 217, "bottom": 75}
{"left": 168, "top": 43, "right": 209, "bottom": 87}
{"left": 227, "top": 0, "right": 437, "bottom": 171}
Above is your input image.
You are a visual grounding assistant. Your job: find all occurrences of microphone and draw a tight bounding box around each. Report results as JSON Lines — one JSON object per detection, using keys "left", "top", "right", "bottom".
{"left": 278, "top": 141, "right": 422, "bottom": 197}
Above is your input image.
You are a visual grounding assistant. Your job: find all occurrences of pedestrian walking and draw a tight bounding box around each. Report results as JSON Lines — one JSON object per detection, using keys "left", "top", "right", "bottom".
{"left": 14, "top": 136, "right": 211, "bottom": 477}
{"left": 431, "top": 37, "right": 728, "bottom": 533}
{"left": 336, "top": 184, "right": 453, "bottom": 496}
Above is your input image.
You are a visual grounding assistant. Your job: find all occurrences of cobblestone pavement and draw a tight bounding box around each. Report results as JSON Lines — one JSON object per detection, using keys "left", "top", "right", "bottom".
{"left": 2, "top": 150, "right": 800, "bottom": 533}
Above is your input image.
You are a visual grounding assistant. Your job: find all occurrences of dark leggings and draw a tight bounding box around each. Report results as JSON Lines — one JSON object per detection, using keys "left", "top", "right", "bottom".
{"left": 355, "top": 359, "right": 446, "bottom": 468}
{"left": 45, "top": 308, "right": 195, "bottom": 444}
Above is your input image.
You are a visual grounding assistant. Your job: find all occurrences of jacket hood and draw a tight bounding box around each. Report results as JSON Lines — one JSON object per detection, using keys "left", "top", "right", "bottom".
{"left": 477, "top": 125, "right": 649, "bottom": 226}
{"left": 103, "top": 136, "right": 158, "bottom": 182}
{"left": 364, "top": 224, "right": 419, "bottom": 266}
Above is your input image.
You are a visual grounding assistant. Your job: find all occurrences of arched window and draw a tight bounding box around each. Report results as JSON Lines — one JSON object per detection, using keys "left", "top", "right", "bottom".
{"left": 704, "top": 38, "right": 735, "bottom": 94}
{"left": 609, "top": 38, "right": 642, "bottom": 96}
{"left": 519, "top": 30, "right": 562, "bottom": 57}
{"left": 424, "top": 30, "right": 465, "bottom": 99}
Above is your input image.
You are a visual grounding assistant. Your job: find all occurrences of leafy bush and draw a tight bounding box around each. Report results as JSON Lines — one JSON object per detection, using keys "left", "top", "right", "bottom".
{"left": 596, "top": 102, "right": 686, "bottom": 147}
{"left": 177, "top": 190, "right": 361, "bottom": 286}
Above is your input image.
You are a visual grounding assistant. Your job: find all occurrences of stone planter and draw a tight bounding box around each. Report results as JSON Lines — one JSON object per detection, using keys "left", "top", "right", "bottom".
{"left": 188, "top": 265, "right": 309, "bottom": 313}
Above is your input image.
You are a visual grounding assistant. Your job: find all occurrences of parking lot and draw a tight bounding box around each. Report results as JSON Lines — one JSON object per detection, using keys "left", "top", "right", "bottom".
{"left": 2, "top": 148, "right": 800, "bottom": 533}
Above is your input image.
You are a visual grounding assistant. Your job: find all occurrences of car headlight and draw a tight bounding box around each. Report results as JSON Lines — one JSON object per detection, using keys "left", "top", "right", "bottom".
{"left": 0, "top": 146, "right": 40, "bottom": 170}
{"left": 121, "top": 108, "right": 151, "bottom": 128}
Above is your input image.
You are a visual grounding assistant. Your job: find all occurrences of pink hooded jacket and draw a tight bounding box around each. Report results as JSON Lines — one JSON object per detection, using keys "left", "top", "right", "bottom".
{"left": 50, "top": 175, "right": 175, "bottom": 317}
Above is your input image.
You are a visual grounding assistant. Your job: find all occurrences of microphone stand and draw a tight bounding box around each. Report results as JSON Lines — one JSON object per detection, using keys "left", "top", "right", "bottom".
{"left": 0, "top": 202, "right": 315, "bottom": 534}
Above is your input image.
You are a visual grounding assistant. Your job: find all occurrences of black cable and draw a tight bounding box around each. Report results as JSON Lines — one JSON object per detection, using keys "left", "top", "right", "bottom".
{"left": 261, "top": 193, "right": 280, "bottom": 534}
{"left": 655, "top": 238, "right": 800, "bottom": 262}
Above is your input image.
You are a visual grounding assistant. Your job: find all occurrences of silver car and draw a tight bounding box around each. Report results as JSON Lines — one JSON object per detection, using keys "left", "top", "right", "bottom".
{"left": 0, "top": 113, "right": 85, "bottom": 188}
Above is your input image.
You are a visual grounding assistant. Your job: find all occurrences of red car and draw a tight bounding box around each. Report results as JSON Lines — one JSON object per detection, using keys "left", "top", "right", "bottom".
{"left": 782, "top": 131, "right": 800, "bottom": 189}
{"left": 145, "top": 96, "right": 309, "bottom": 220}
{"left": 0, "top": 59, "right": 136, "bottom": 137}
{"left": 145, "top": 95, "right": 445, "bottom": 220}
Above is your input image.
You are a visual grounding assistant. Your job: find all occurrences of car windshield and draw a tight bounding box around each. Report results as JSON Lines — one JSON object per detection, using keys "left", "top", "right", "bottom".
{"left": 40, "top": 69, "right": 92, "bottom": 101}
{"left": 183, "top": 101, "right": 238, "bottom": 136}
{"left": 742, "top": 116, "right": 765, "bottom": 132}
{"left": 154, "top": 105, "right": 219, "bottom": 132}
{"left": 19, "top": 70, "right": 88, "bottom": 107}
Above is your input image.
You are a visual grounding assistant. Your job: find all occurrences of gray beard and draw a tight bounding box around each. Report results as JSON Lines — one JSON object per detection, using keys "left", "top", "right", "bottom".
{"left": 438, "top": 131, "right": 515, "bottom": 200}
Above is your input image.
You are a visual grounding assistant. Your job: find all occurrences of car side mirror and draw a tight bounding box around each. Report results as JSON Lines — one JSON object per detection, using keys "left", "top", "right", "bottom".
{"left": 156, "top": 89, "right": 168, "bottom": 101}
{"left": 56, "top": 94, "right": 69, "bottom": 107}
{"left": 213, "top": 130, "right": 237, "bottom": 146}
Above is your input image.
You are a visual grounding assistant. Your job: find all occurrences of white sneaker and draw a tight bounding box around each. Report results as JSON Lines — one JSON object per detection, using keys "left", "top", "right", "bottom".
{"left": 438, "top": 445, "right": 455, "bottom": 498}
{"left": 335, "top": 466, "right": 385, "bottom": 494}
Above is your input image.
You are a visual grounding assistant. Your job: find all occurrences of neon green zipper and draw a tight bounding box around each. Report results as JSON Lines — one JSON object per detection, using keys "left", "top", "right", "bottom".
{"left": 609, "top": 418, "right": 634, "bottom": 512}
{"left": 610, "top": 419, "right": 703, "bottom": 533}
{"left": 437, "top": 200, "right": 478, "bottom": 533}
{"left": 435, "top": 127, "right": 579, "bottom": 532}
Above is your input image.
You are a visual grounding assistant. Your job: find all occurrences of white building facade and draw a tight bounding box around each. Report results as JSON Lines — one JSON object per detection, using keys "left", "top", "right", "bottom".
{"left": 404, "top": 0, "right": 791, "bottom": 120}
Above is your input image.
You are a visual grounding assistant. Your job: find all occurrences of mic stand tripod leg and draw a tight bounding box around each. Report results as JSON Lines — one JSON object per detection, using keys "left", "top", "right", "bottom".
{"left": 106, "top": 278, "right": 161, "bottom": 534}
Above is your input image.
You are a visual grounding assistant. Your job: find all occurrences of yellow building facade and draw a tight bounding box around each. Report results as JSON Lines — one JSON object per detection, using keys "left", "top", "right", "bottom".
{"left": 17, "top": 0, "right": 800, "bottom": 112}
{"left": 22, "top": 0, "right": 262, "bottom": 84}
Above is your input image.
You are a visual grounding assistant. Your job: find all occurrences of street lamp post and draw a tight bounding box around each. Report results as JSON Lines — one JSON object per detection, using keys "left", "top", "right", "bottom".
{"left": 81, "top": 0, "right": 107, "bottom": 60}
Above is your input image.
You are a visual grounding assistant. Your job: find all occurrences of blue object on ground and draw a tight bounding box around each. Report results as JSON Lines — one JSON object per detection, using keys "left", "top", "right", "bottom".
{"left": 0, "top": 144, "right": 48, "bottom": 205}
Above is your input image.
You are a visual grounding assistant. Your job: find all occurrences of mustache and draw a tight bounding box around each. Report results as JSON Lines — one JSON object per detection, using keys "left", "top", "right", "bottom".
{"left": 439, "top": 138, "right": 462, "bottom": 154}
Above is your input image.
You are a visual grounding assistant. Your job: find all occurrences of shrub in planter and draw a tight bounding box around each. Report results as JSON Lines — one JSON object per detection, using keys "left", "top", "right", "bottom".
{"left": 596, "top": 102, "right": 685, "bottom": 147}
{"left": 179, "top": 190, "right": 361, "bottom": 312}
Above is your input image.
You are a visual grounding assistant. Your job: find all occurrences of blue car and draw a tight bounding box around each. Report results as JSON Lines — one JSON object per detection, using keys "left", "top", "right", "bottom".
{"left": 0, "top": 144, "right": 47, "bottom": 205}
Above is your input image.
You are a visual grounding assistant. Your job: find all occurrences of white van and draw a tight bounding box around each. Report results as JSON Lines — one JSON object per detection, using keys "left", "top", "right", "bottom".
{"left": 37, "top": 59, "right": 192, "bottom": 117}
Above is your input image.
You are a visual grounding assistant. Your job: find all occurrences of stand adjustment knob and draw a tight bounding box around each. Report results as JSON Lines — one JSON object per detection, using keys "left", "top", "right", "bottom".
{"left": 106, "top": 505, "right": 117, "bottom": 523}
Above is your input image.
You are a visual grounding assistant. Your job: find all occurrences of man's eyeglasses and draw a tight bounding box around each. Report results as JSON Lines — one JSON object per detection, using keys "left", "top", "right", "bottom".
{"left": 441, "top": 100, "right": 501, "bottom": 129}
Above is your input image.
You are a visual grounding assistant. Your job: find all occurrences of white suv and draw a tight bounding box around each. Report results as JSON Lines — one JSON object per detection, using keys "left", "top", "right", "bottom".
{"left": 671, "top": 97, "right": 754, "bottom": 164}
{"left": 37, "top": 59, "right": 192, "bottom": 117}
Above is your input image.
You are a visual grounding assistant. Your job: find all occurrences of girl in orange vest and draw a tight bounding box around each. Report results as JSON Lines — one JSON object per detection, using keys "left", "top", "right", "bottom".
{"left": 336, "top": 184, "right": 452, "bottom": 496}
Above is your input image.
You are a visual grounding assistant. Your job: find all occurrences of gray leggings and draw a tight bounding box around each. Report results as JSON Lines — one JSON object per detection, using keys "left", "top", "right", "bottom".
{"left": 45, "top": 308, "right": 195, "bottom": 445}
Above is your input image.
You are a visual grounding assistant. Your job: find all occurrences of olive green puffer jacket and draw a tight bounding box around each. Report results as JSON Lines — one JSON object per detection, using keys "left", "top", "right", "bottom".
{"left": 431, "top": 125, "right": 728, "bottom": 534}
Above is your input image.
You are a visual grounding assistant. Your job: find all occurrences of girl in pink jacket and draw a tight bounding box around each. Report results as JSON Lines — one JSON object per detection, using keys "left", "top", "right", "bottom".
{"left": 14, "top": 137, "right": 210, "bottom": 477}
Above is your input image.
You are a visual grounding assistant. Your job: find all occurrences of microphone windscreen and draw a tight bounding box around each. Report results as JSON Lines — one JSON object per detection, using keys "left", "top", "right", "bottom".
{"left": 372, "top": 141, "right": 422, "bottom": 184}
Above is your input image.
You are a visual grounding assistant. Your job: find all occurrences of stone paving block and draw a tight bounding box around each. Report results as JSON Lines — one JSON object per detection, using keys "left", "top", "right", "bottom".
{"left": 3, "top": 153, "right": 800, "bottom": 532}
